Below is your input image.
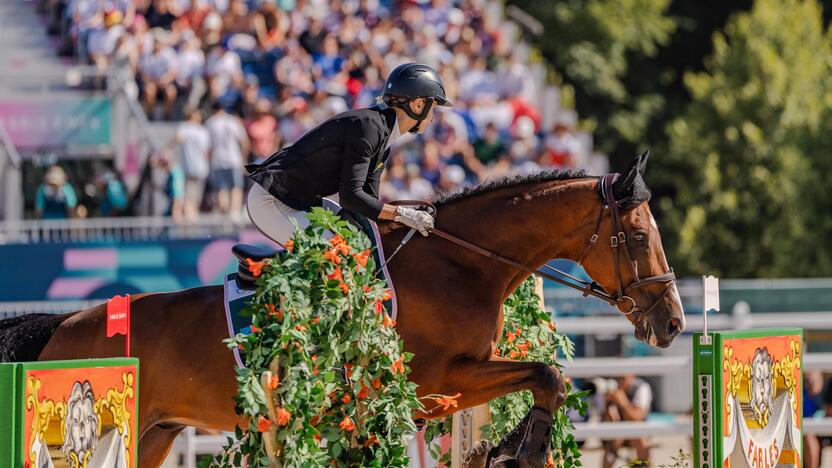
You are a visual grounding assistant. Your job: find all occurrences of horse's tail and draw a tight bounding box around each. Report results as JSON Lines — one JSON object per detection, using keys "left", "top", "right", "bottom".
{"left": 0, "top": 313, "right": 71, "bottom": 363}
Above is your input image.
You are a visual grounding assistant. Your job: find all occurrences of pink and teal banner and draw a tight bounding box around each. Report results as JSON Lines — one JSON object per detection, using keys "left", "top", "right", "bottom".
{"left": 0, "top": 98, "right": 111, "bottom": 148}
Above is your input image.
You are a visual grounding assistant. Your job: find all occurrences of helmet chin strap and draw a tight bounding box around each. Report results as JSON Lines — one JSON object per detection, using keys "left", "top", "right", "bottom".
{"left": 399, "top": 98, "right": 433, "bottom": 133}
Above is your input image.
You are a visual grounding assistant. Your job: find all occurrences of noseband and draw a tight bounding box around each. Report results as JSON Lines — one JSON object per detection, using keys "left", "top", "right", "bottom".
{"left": 573, "top": 174, "right": 677, "bottom": 325}
{"left": 395, "top": 173, "right": 677, "bottom": 325}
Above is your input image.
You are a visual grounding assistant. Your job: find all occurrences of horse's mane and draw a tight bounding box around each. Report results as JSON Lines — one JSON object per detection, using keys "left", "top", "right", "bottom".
{"left": 434, "top": 170, "right": 591, "bottom": 207}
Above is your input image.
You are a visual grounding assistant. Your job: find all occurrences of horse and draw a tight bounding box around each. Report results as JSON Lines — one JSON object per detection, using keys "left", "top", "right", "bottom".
{"left": 1, "top": 153, "right": 685, "bottom": 467}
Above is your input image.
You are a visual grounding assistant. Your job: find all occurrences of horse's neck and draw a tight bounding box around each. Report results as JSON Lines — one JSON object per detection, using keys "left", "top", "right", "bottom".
{"left": 437, "top": 178, "right": 600, "bottom": 290}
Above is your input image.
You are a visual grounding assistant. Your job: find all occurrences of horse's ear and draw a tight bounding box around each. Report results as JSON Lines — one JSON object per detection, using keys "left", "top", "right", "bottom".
{"left": 637, "top": 150, "right": 649, "bottom": 176}
{"left": 613, "top": 153, "right": 643, "bottom": 200}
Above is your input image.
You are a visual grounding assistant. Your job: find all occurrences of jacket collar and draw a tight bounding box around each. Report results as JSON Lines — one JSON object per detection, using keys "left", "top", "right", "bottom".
{"left": 376, "top": 105, "right": 398, "bottom": 136}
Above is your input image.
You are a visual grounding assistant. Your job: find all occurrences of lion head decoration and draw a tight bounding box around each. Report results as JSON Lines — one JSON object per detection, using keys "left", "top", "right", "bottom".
{"left": 750, "top": 347, "right": 775, "bottom": 427}
{"left": 62, "top": 380, "right": 99, "bottom": 466}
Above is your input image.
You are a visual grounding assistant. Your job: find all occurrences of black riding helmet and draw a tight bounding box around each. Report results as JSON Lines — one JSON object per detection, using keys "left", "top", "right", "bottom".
{"left": 382, "top": 63, "right": 453, "bottom": 133}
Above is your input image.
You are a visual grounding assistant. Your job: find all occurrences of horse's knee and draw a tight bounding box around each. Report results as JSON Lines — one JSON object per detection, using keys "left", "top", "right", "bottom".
{"left": 532, "top": 362, "right": 566, "bottom": 410}
{"left": 529, "top": 363, "right": 565, "bottom": 410}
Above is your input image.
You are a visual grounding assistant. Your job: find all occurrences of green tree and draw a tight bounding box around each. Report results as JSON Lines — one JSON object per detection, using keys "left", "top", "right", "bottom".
{"left": 660, "top": 0, "right": 832, "bottom": 277}
{"left": 507, "top": 0, "right": 677, "bottom": 160}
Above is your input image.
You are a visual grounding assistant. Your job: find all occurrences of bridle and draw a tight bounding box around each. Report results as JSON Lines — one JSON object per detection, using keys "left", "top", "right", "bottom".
{"left": 391, "top": 173, "right": 677, "bottom": 325}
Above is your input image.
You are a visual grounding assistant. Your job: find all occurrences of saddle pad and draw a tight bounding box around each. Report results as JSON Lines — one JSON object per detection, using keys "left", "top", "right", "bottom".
{"left": 224, "top": 218, "right": 399, "bottom": 368}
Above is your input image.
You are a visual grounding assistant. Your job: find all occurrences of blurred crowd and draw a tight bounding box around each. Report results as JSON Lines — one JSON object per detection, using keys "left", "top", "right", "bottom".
{"left": 35, "top": 0, "right": 590, "bottom": 220}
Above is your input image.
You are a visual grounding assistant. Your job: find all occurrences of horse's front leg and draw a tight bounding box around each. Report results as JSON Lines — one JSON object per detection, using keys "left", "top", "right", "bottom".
{"left": 432, "top": 357, "right": 566, "bottom": 468}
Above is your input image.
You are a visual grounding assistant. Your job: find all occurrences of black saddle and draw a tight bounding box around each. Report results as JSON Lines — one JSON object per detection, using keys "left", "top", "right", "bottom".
{"left": 233, "top": 243, "right": 280, "bottom": 287}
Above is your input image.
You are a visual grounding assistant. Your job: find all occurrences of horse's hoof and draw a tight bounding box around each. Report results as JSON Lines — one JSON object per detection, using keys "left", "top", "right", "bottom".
{"left": 461, "top": 440, "right": 494, "bottom": 468}
{"left": 488, "top": 454, "right": 519, "bottom": 468}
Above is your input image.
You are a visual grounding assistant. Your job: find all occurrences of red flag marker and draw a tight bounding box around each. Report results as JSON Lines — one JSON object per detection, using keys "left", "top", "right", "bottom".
{"left": 106, "top": 294, "right": 131, "bottom": 357}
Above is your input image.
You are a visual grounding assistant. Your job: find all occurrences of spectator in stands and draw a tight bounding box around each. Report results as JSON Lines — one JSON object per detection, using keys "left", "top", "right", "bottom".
{"left": 601, "top": 374, "right": 653, "bottom": 468}
{"left": 543, "top": 123, "right": 582, "bottom": 169}
{"left": 52, "top": 0, "right": 600, "bottom": 220}
{"left": 153, "top": 153, "right": 185, "bottom": 222}
{"left": 175, "top": 33, "right": 207, "bottom": 117}
{"left": 35, "top": 165, "right": 78, "bottom": 219}
{"left": 174, "top": 109, "right": 211, "bottom": 222}
{"left": 206, "top": 102, "right": 249, "bottom": 219}
{"left": 473, "top": 121, "right": 507, "bottom": 167}
{"left": 803, "top": 371, "right": 825, "bottom": 468}
{"left": 139, "top": 29, "right": 179, "bottom": 119}
{"left": 87, "top": 10, "right": 125, "bottom": 86}
{"left": 94, "top": 169, "right": 129, "bottom": 217}
{"left": 245, "top": 98, "right": 279, "bottom": 165}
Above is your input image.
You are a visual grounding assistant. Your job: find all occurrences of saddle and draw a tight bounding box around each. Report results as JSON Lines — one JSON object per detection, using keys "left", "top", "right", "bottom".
{"left": 232, "top": 243, "right": 280, "bottom": 288}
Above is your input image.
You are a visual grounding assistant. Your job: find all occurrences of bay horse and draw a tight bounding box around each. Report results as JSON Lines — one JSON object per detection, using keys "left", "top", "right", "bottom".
{"left": 1, "top": 153, "right": 685, "bottom": 467}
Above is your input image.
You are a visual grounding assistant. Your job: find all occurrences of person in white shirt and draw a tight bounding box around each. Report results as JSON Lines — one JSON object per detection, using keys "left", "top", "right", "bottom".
{"left": 174, "top": 110, "right": 211, "bottom": 221}
{"left": 601, "top": 374, "right": 653, "bottom": 468}
{"left": 175, "top": 34, "right": 207, "bottom": 115}
{"left": 205, "top": 103, "right": 249, "bottom": 218}
{"left": 139, "top": 30, "right": 178, "bottom": 119}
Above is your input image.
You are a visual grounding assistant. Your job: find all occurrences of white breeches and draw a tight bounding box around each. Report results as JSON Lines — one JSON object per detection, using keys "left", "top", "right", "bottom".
{"left": 246, "top": 183, "right": 340, "bottom": 247}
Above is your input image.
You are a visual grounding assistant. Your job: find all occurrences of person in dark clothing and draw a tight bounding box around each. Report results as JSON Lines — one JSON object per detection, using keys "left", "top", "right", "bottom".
{"left": 246, "top": 63, "right": 452, "bottom": 246}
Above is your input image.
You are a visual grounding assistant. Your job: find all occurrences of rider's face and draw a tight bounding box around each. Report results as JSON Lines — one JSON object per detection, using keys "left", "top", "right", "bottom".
{"left": 410, "top": 99, "right": 436, "bottom": 134}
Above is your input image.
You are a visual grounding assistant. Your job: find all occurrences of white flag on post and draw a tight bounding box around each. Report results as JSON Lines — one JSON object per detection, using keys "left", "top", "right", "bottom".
{"left": 701, "top": 275, "right": 719, "bottom": 344}
{"left": 703, "top": 275, "right": 720, "bottom": 313}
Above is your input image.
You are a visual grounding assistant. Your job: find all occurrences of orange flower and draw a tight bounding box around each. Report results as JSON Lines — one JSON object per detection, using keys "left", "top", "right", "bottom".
{"left": 323, "top": 249, "right": 341, "bottom": 264}
{"left": 341, "top": 394, "right": 351, "bottom": 404}
{"left": 493, "top": 348, "right": 501, "bottom": 357}
{"left": 265, "top": 303, "right": 282, "bottom": 320}
{"left": 295, "top": 324, "right": 306, "bottom": 331}
{"left": 246, "top": 258, "right": 267, "bottom": 277}
{"left": 237, "top": 344, "right": 245, "bottom": 351}
{"left": 363, "top": 434, "right": 378, "bottom": 447}
{"left": 312, "top": 316, "right": 321, "bottom": 324}
{"left": 274, "top": 407, "right": 291, "bottom": 426}
{"left": 343, "top": 363, "right": 353, "bottom": 379}
{"left": 362, "top": 285, "right": 371, "bottom": 293}
{"left": 311, "top": 355, "right": 317, "bottom": 362}
{"left": 382, "top": 290, "right": 393, "bottom": 301}
{"left": 338, "top": 243, "right": 351, "bottom": 255}
{"left": 547, "top": 321, "right": 556, "bottom": 331}
{"left": 506, "top": 330, "right": 516, "bottom": 344}
{"left": 374, "top": 300, "right": 384, "bottom": 315}
{"left": 257, "top": 415, "right": 272, "bottom": 432}
{"left": 353, "top": 250, "right": 370, "bottom": 268}
{"left": 433, "top": 392, "right": 462, "bottom": 411}
{"left": 357, "top": 385, "right": 369, "bottom": 399}
{"left": 329, "top": 235, "right": 346, "bottom": 247}
{"left": 267, "top": 374, "right": 279, "bottom": 390}
{"left": 327, "top": 268, "right": 343, "bottom": 282}
{"left": 371, "top": 377, "right": 382, "bottom": 389}
{"left": 339, "top": 416, "right": 355, "bottom": 432}
{"left": 391, "top": 356, "right": 405, "bottom": 375}
{"left": 546, "top": 452, "right": 556, "bottom": 468}
{"left": 250, "top": 324, "right": 262, "bottom": 333}
{"left": 339, "top": 282, "right": 350, "bottom": 294}
{"left": 284, "top": 239, "right": 294, "bottom": 253}
{"left": 382, "top": 314, "right": 396, "bottom": 327}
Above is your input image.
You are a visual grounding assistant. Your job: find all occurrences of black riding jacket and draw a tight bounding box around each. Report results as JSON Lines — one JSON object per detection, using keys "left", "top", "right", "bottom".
{"left": 247, "top": 106, "right": 397, "bottom": 221}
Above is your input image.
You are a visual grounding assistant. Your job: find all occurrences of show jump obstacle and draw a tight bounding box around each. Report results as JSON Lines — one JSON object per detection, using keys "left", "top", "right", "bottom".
{"left": 694, "top": 276, "right": 803, "bottom": 467}
{"left": 1, "top": 358, "right": 139, "bottom": 467}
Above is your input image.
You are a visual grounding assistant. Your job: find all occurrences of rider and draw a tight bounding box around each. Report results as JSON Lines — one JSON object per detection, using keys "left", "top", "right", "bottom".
{"left": 246, "top": 63, "right": 452, "bottom": 246}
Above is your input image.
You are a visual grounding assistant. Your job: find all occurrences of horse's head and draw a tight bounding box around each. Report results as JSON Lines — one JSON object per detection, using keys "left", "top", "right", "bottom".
{"left": 578, "top": 152, "right": 685, "bottom": 348}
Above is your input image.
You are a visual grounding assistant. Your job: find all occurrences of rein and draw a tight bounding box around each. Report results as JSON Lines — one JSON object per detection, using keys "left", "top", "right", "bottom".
{"left": 389, "top": 174, "right": 677, "bottom": 324}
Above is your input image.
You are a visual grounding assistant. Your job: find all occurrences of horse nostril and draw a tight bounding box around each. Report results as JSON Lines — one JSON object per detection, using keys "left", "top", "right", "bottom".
{"left": 667, "top": 318, "right": 682, "bottom": 337}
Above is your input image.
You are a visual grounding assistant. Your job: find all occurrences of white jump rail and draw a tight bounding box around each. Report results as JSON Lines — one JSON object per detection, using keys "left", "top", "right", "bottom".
{"left": 562, "top": 352, "right": 832, "bottom": 377}
{"left": 572, "top": 418, "right": 832, "bottom": 440}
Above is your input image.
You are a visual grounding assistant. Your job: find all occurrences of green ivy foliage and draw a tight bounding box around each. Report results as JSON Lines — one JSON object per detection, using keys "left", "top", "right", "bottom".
{"left": 426, "top": 277, "right": 588, "bottom": 467}
{"left": 208, "top": 208, "right": 420, "bottom": 467}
